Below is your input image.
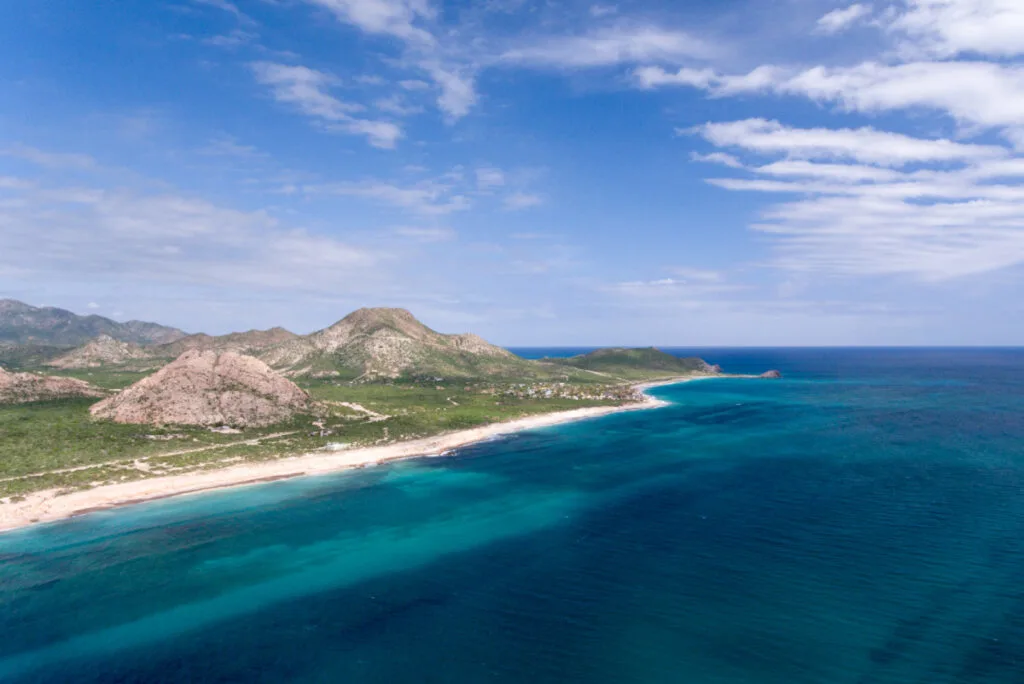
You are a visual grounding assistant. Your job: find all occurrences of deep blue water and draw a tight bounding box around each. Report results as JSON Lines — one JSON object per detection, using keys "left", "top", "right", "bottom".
{"left": 2, "top": 349, "right": 1024, "bottom": 682}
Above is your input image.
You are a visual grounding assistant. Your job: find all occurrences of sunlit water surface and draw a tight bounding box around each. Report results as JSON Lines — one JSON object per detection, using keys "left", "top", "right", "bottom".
{"left": 1, "top": 349, "right": 1023, "bottom": 683}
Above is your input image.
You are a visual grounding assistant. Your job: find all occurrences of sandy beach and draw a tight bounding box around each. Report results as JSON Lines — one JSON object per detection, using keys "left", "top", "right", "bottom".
{"left": 0, "top": 377, "right": 701, "bottom": 533}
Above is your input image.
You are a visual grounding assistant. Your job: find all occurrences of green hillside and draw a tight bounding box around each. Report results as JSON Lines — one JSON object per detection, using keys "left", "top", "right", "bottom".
{"left": 543, "top": 347, "right": 719, "bottom": 380}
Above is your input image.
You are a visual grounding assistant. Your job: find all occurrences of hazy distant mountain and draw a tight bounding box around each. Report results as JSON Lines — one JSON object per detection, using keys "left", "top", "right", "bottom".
{"left": 0, "top": 299, "right": 186, "bottom": 347}
{"left": 260, "top": 307, "right": 537, "bottom": 380}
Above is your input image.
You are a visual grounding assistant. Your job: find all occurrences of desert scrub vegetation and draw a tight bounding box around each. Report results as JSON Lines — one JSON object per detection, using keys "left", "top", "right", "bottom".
{"left": 0, "top": 382, "right": 628, "bottom": 497}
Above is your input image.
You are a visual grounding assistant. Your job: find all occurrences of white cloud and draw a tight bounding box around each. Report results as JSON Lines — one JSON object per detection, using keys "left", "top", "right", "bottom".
{"left": 399, "top": 79, "right": 431, "bottom": 90}
{"left": 752, "top": 159, "right": 902, "bottom": 183}
{"left": 503, "top": 192, "right": 543, "bottom": 210}
{"left": 816, "top": 4, "right": 871, "bottom": 34}
{"left": 250, "top": 62, "right": 402, "bottom": 148}
{"left": 425, "top": 66, "right": 477, "bottom": 120}
{"left": 640, "top": 61, "right": 1024, "bottom": 142}
{"left": 0, "top": 183, "right": 380, "bottom": 292}
{"left": 306, "top": 0, "right": 436, "bottom": 45}
{"left": 502, "top": 25, "right": 716, "bottom": 68}
{"left": 203, "top": 28, "right": 258, "bottom": 48}
{"left": 87, "top": 302, "right": 100, "bottom": 309}
{"left": 635, "top": 66, "right": 717, "bottom": 88}
{"left": 305, "top": 1, "right": 480, "bottom": 120}
{"left": 691, "top": 152, "right": 745, "bottom": 169}
{"left": 690, "top": 122, "right": 1024, "bottom": 279}
{"left": 607, "top": 275, "right": 742, "bottom": 299}
{"left": 250, "top": 62, "right": 363, "bottom": 119}
{"left": 309, "top": 180, "right": 472, "bottom": 215}
{"left": 887, "top": 0, "right": 1024, "bottom": 58}
{"left": 689, "top": 119, "right": 1006, "bottom": 167}
{"left": 635, "top": 64, "right": 784, "bottom": 92}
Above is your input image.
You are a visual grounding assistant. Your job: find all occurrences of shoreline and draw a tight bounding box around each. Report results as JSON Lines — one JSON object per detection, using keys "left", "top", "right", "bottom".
{"left": 0, "top": 376, "right": 704, "bottom": 534}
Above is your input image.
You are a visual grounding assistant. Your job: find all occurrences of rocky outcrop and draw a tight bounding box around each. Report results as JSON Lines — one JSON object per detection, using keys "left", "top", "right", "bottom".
{"left": 155, "top": 327, "right": 299, "bottom": 358}
{"left": 759, "top": 370, "right": 783, "bottom": 379}
{"left": 90, "top": 350, "right": 311, "bottom": 427}
{"left": 47, "top": 335, "right": 153, "bottom": 369}
{"left": 0, "top": 367, "right": 105, "bottom": 403}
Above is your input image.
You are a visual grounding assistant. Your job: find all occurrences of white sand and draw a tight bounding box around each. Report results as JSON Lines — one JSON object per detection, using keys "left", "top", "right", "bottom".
{"left": 0, "top": 377, "right": 701, "bottom": 533}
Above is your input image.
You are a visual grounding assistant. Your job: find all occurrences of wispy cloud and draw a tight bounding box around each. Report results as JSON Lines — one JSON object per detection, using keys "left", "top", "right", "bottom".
{"left": 304, "top": 0, "right": 479, "bottom": 120}
{"left": 3, "top": 145, "right": 97, "bottom": 170}
{"left": 692, "top": 125, "right": 1024, "bottom": 279}
{"left": 887, "top": 0, "right": 1024, "bottom": 58}
{"left": 501, "top": 25, "right": 716, "bottom": 68}
{"left": 193, "top": 0, "right": 256, "bottom": 25}
{"left": 687, "top": 119, "right": 1006, "bottom": 167}
{"left": 641, "top": 60, "right": 1024, "bottom": 144}
{"left": 0, "top": 181, "right": 381, "bottom": 293}
{"left": 250, "top": 62, "right": 403, "bottom": 148}
{"left": 308, "top": 179, "right": 472, "bottom": 215}
{"left": 306, "top": 0, "right": 436, "bottom": 45}
{"left": 503, "top": 192, "right": 543, "bottom": 210}
{"left": 816, "top": 4, "right": 871, "bottom": 34}
{"left": 394, "top": 226, "right": 456, "bottom": 242}
{"left": 475, "top": 167, "right": 505, "bottom": 190}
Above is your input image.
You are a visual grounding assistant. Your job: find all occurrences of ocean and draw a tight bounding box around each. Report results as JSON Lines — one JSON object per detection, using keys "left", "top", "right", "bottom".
{"left": 1, "top": 348, "right": 1023, "bottom": 683}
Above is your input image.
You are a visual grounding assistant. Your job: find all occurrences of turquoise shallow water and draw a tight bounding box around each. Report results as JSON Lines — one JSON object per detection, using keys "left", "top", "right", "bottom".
{"left": 1, "top": 349, "right": 1024, "bottom": 682}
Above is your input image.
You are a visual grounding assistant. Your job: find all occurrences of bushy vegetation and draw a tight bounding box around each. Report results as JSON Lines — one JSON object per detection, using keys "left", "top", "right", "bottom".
{"left": 0, "top": 381, "right": 624, "bottom": 498}
{"left": 544, "top": 347, "right": 715, "bottom": 380}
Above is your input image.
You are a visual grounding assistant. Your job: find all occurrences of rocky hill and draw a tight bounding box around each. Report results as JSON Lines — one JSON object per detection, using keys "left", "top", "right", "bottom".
{"left": 0, "top": 299, "right": 186, "bottom": 346}
{"left": 0, "top": 367, "right": 105, "bottom": 404}
{"left": 90, "top": 350, "right": 312, "bottom": 427}
{"left": 259, "top": 308, "right": 534, "bottom": 380}
{"left": 155, "top": 327, "right": 298, "bottom": 358}
{"left": 47, "top": 335, "right": 153, "bottom": 369}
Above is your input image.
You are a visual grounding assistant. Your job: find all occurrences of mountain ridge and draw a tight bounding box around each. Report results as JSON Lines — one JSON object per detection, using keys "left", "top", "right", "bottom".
{"left": 0, "top": 299, "right": 186, "bottom": 347}
{"left": 258, "top": 307, "right": 526, "bottom": 380}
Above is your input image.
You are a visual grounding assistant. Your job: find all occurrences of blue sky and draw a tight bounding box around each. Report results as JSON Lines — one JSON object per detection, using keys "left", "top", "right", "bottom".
{"left": 2, "top": 0, "right": 1023, "bottom": 345}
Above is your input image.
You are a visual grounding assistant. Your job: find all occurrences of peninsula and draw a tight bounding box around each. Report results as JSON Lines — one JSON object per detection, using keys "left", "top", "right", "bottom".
{"left": 0, "top": 301, "right": 742, "bottom": 531}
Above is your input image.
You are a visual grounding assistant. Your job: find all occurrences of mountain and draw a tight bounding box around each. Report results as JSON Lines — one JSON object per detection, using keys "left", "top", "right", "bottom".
{"left": 0, "top": 299, "right": 186, "bottom": 346}
{"left": 0, "top": 366, "right": 105, "bottom": 404}
{"left": 90, "top": 350, "right": 311, "bottom": 427}
{"left": 155, "top": 327, "right": 298, "bottom": 358}
{"left": 259, "top": 308, "right": 535, "bottom": 380}
{"left": 544, "top": 348, "right": 721, "bottom": 380}
{"left": 47, "top": 335, "right": 153, "bottom": 369}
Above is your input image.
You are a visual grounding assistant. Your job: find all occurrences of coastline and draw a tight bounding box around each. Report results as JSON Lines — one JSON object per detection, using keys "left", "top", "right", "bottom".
{"left": 0, "top": 376, "right": 704, "bottom": 534}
